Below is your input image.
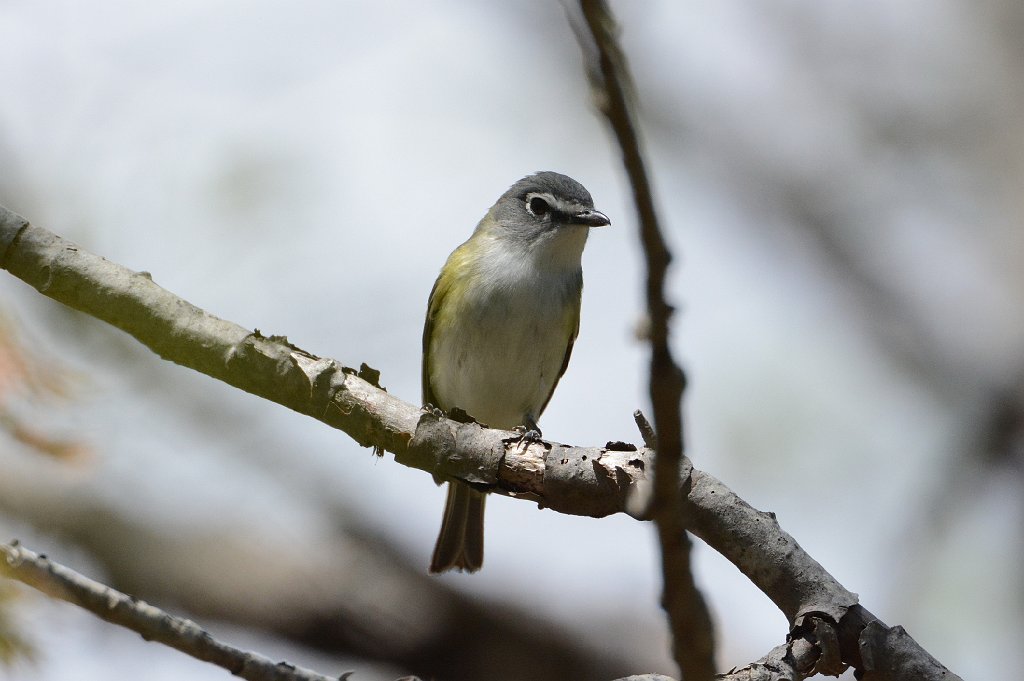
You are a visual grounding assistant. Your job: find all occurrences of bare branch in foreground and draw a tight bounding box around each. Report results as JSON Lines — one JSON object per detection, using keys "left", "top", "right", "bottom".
{"left": 574, "top": 1, "right": 715, "bottom": 679}
{"left": 0, "top": 541, "right": 352, "bottom": 681}
{"left": 0, "top": 206, "right": 961, "bottom": 679}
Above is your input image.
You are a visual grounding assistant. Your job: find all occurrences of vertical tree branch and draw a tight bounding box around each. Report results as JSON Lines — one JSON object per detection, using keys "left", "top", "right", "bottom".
{"left": 573, "top": 2, "right": 716, "bottom": 678}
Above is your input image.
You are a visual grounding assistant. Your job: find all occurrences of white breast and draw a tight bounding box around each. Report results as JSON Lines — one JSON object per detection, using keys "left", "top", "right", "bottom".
{"left": 427, "top": 228, "right": 587, "bottom": 430}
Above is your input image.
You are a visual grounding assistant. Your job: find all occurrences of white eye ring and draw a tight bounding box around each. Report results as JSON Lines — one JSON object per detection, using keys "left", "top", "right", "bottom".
{"left": 525, "top": 193, "right": 554, "bottom": 217}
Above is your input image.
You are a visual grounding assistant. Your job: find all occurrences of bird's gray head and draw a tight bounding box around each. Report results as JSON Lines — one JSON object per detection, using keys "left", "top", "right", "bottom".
{"left": 486, "top": 172, "right": 610, "bottom": 246}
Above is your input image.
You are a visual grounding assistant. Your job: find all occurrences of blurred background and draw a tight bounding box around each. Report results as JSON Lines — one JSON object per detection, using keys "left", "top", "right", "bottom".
{"left": 1, "top": 1, "right": 1021, "bottom": 679}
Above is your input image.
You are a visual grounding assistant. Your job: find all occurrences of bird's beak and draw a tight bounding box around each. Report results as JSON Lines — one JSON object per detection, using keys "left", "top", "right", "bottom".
{"left": 572, "top": 209, "right": 611, "bottom": 227}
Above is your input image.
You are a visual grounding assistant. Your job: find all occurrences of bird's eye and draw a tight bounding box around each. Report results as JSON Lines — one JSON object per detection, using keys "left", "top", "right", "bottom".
{"left": 528, "top": 196, "right": 550, "bottom": 216}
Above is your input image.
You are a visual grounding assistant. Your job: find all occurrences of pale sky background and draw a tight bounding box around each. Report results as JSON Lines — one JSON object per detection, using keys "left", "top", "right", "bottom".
{"left": 2, "top": 1, "right": 1022, "bottom": 679}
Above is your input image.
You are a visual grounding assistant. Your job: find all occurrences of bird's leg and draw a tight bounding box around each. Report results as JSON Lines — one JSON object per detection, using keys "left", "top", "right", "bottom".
{"left": 422, "top": 402, "right": 446, "bottom": 419}
{"left": 512, "top": 415, "right": 543, "bottom": 448}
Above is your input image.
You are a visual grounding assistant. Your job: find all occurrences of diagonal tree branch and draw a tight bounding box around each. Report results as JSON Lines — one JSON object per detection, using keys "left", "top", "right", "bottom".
{"left": 0, "top": 541, "right": 356, "bottom": 681}
{"left": 574, "top": 1, "right": 715, "bottom": 679}
{"left": 0, "top": 205, "right": 961, "bottom": 679}
{"left": 0, "top": 204, "right": 647, "bottom": 518}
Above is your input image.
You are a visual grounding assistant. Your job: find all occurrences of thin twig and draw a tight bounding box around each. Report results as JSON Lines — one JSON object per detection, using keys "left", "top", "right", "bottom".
{"left": 574, "top": 2, "right": 715, "bottom": 679}
{"left": 0, "top": 541, "right": 345, "bottom": 681}
{"left": 633, "top": 410, "right": 657, "bottom": 450}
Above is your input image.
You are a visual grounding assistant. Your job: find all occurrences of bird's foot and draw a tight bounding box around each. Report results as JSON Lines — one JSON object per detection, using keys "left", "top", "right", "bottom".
{"left": 510, "top": 425, "right": 543, "bottom": 450}
{"left": 422, "top": 403, "right": 445, "bottom": 419}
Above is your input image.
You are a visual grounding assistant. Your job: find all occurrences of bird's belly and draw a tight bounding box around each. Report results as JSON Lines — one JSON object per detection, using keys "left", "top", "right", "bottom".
{"left": 428, "top": 303, "right": 571, "bottom": 430}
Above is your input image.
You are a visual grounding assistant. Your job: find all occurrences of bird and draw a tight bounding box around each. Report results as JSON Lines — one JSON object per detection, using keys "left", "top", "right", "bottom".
{"left": 422, "top": 171, "right": 610, "bottom": 573}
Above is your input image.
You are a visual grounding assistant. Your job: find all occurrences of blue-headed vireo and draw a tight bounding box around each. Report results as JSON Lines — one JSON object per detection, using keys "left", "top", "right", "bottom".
{"left": 423, "top": 171, "right": 610, "bottom": 573}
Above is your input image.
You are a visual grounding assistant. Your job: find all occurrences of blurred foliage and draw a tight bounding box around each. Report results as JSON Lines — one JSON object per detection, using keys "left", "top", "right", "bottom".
{"left": 0, "top": 584, "right": 35, "bottom": 666}
{"left": 0, "top": 309, "right": 83, "bottom": 667}
{"left": 0, "top": 310, "right": 87, "bottom": 461}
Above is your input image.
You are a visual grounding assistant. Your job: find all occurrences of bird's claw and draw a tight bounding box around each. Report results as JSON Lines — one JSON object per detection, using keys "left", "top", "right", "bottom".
{"left": 512, "top": 425, "right": 543, "bottom": 449}
{"left": 422, "top": 403, "right": 445, "bottom": 419}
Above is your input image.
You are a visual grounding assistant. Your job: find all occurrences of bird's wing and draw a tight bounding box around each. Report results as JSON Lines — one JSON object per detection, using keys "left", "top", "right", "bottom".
{"left": 421, "top": 273, "right": 445, "bottom": 408}
{"left": 422, "top": 241, "right": 477, "bottom": 409}
{"left": 537, "top": 290, "right": 582, "bottom": 419}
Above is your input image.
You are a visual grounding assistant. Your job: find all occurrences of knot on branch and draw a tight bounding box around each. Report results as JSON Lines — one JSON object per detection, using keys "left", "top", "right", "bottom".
{"left": 403, "top": 410, "right": 503, "bottom": 487}
{"left": 791, "top": 613, "right": 846, "bottom": 677}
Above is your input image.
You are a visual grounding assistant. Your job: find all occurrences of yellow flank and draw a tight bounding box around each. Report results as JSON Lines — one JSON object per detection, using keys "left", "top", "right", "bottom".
{"left": 429, "top": 242, "right": 477, "bottom": 336}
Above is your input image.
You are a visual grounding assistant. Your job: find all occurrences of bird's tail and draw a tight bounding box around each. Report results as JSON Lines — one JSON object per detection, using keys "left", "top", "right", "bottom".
{"left": 430, "top": 481, "right": 486, "bottom": 573}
